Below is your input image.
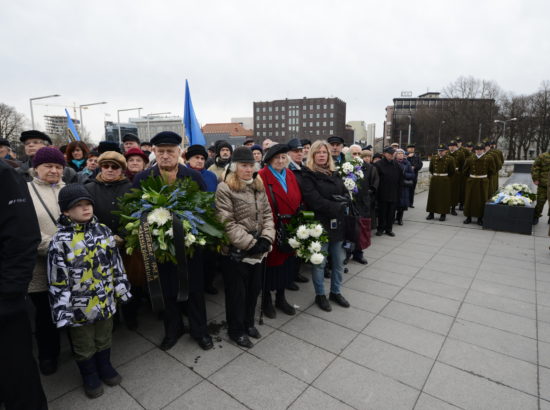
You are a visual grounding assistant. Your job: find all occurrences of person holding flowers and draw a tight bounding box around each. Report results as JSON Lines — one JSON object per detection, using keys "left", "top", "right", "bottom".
{"left": 215, "top": 146, "right": 275, "bottom": 348}
{"left": 300, "top": 140, "right": 350, "bottom": 312}
{"left": 132, "top": 131, "right": 213, "bottom": 351}
{"left": 258, "top": 144, "right": 302, "bottom": 319}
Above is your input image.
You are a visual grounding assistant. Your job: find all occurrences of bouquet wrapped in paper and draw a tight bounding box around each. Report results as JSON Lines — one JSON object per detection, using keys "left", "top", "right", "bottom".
{"left": 336, "top": 157, "right": 364, "bottom": 194}
{"left": 286, "top": 211, "right": 328, "bottom": 265}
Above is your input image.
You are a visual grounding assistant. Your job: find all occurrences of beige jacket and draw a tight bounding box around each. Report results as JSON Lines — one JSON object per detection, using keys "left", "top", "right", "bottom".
{"left": 27, "top": 177, "right": 65, "bottom": 293}
{"left": 215, "top": 172, "right": 275, "bottom": 253}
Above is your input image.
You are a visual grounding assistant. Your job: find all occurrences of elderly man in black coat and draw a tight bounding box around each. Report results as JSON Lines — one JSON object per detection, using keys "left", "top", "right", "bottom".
{"left": 373, "top": 147, "right": 403, "bottom": 237}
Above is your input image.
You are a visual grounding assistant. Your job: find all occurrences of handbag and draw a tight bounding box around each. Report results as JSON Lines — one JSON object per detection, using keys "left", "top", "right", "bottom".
{"left": 344, "top": 201, "right": 371, "bottom": 250}
{"left": 267, "top": 185, "right": 294, "bottom": 254}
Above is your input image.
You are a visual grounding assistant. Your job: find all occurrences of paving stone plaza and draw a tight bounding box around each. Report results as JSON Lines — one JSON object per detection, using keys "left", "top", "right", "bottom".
{"left": 41, "top": 188, "right": 550, "bottom": 410}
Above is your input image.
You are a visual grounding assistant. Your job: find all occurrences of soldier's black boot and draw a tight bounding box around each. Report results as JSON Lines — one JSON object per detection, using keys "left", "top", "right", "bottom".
{"left": 463, "top": 217, "right": 472, "bottom": 224}
{"left": 426, "top": 213, "right": 435, "bottom": 220}
{"left": 477, "top": 218, "right": 483, "bottom": 226}
{"left": 451, "top": 207, "right": 458, "bottom": 216}
{"left": 459, "top": 203, "right": 464, "bottom": 211}
{"left": 439, "top": 214, "right": 446, "bottom": 221}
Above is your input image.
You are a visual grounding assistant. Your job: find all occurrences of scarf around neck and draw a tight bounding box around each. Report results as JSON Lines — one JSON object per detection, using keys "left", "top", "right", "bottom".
{"left": 268, "top": 165, "right": 287, "bottom": 192}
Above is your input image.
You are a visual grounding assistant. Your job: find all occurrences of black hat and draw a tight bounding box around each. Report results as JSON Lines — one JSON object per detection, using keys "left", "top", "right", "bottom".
{"left": 215, "top": 140, "right": 233, "bottom": 156}
{"left": 465, "top": 141, "right": 473, "bottom": 147}
{"left": 207, "top": 145, "right": 216, "bottom": 153}
{"left": 140, "top": 141, "right": 152, "bottom": 147}
{"left": 243, "top": 138, "right": 255, "bottom": 145}
{"left": 383, "top": 146, "right": 395, "bottom": 154}
{"left": 300, "top": 138, "right": 311, "bottom": 146}
{"left": 406, "top": 143, "right": 416, "bottom": 148}
{"left": 20, "top": 130, "right": 52, "bottom": 144}
{"left": 373, "top": 153, "right": 383, "bottom": 160}
{"left": 437, "top": 144, "right": 447, "bottom": 151}
{"left": 474, "top": 144, "right": 484, "bottom": 150}
{"left": 327, "top": 135, "right": 344, "bottom": 144}
{"left": 87, "top": 150, "right": 99, "bottom": 158}
{"left": 365, "top": 144, "right": 373, "bottom": 151}
{"left": 122, "top": 133, "right": 140, "bottom": 144}
{"left": 231, "top": 146, "right": 254, "bottom": 163}
{"left": 250, "top": 144, "right": 263, "bottom": 153}
{"left": 0, "top": 138, "right": 10, "bottom": 148}
{"left": 97, "top": 141, "right": 121, "bottom": 154}
{"left": 151, "top": 131, "right": 182, "bottom": 146}
{"left": 287, "top": 138, "right": 303, "bottom": 151}
{"left": 185, "top": 144, "right": 208, "bottom": 160}
{"left": 58, "top": 184, "right": 95, "bottom": 212}
{"left": 264, "top": 143, "right": 289, "bottom": 164}
{"left": 448, "top": 140, "right": 457, "bottom": 147}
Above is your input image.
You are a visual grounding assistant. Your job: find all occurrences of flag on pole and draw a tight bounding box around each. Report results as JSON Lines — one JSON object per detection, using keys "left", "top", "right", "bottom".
{"left": 64, "top": 109, "right": 81, "bottom": 141}
{"left": 183, "top": 79, "right": 206, "bottom": 146}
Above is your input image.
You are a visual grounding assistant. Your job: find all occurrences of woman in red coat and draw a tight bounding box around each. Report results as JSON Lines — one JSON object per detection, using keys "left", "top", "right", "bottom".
{"left": 258, "top": 144, "right": 302, "bottom": 319}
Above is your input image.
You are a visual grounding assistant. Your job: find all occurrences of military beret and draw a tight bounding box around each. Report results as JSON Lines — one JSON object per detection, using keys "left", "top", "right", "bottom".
{"left": 151, "top": 131, "right": 182, "bottom": 146}
{"left": 20, "top": 130, "right": 52, "bottom": 144}
{"left": 327, "top": 135, "right": 344, "bottom": 144}
{"left": 122, "top": 133, "right": 140, "bottom": 144}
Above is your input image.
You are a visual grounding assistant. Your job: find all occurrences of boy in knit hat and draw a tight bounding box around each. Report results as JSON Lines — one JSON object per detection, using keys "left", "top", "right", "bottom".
{"left": 47, "top": 184, "right": 131, "bottom": 399}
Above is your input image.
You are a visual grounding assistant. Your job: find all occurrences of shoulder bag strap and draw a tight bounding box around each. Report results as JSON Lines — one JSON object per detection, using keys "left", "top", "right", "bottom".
{"left": 30, "top": 182, "right": 57, "bottom": 225}
{"left": 267, "top": 184, "right": 280, "bottom": 217}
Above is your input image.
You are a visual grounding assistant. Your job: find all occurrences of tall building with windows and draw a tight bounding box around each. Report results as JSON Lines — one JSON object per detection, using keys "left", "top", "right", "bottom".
{"left": 44, "top": 115, "right": 80, "bottom": 139}
{"left": 253, "top": 97, "right": 347, "bottom": 144}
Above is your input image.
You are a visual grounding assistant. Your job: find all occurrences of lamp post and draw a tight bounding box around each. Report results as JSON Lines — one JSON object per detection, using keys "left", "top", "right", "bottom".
{"left": 29, "top": 94, "right": 61, "bottom": 129}
{"left": 117, "top": 107, "right": 143, "bottom": 144}
{"left": 146, "top": 112, "right": 171, "bottom": 140}
{"left": 79, "top": 102, "right": 107, "bottom": 137}
{"left": 407, "top": 115, "right": 412, "bottom": 145}
{"left": 438, "top": 120, "right": 446, "bottom": 146}
{"left": 494, "top": 118, "right": 517, "bottom": 142}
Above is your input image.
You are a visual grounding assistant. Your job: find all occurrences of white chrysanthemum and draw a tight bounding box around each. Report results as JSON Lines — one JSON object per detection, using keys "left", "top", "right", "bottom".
{"left": 309, "top": 241, "right": 321, "bottom": 253}
{"left": 296, "top": 225, "right": 310, "bottom": 240}
{"left": 288, "top": 237, "right": 300, "bottom": 249}
{"left": 309, "top": 224, "right": 323, "bottom": 238}
{"left": 147, "top": 207, "right": 171, "bottom": 226}
{"left": 165, "top": 228, "right": 173, "bottom": 237}
{"left": 342, "top": 162, "right": 354, "bottom": 174}
{"left": 185, "top": 233, "right": 196, "bottom": 246}
{"left": 344, "top": 178, "right": 356, "bottom": 191}
{"left": 310, "top": 253, "right": 324, "bottom": 265}
{"left": 356, "top": 170, "right": 364, "bottom": 179}
{"left": 152, "top": 229, "right": 160, "bottom": 236}
{"left": 296, "top": 248, "right": 305, "bottom": 258}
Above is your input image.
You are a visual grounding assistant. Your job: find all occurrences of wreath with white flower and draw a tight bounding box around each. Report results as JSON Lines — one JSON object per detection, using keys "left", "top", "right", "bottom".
{"left": 491, "top": 184, "right": 536, "bottom": 207}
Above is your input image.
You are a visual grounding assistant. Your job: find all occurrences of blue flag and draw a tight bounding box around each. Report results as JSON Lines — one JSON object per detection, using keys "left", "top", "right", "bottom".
{"left": 64, "top": 109, "right": 81, "bottom": 141}
{"left": 184, "top": 79, "right": 206, "bottom": 146}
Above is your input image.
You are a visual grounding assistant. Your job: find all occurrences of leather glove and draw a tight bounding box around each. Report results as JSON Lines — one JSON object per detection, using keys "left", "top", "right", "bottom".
{"left": 248, "top": 237, "right": 271, "bottom": 255}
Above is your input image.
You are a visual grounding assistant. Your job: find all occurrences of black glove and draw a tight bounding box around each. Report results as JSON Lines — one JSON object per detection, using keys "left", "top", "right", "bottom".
{"left": 248, "top": 237, "right": 271, "bottom": 255}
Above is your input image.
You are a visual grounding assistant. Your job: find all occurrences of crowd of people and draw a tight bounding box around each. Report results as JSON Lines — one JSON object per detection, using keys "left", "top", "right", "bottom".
{"left": 2, "top": 128, "right": 503, "bottom": 407}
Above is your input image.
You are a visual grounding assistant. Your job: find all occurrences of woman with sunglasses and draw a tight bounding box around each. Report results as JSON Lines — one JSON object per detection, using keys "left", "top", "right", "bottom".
{"left": 85, "top": 151, "right": 132, "bottom": 237}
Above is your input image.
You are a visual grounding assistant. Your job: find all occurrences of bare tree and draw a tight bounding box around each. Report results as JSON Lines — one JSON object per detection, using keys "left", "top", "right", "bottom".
{"left": 0, "top": 103, "right": 26, "bottom": 141}
{"left": 533, "top": 81, "right": 550, "bottom": 154}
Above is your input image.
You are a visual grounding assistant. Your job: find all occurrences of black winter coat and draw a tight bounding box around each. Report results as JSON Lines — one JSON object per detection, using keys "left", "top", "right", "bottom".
{"left": 374, "top": 157, "right": 403, "bottom": 203}
{"left": 355, "top": 163, "right": 379, "bottom": 218}
{"left": 0, "top": 160, "right": 41, "bottom": 317}
{"left": 85, "top": 178, "right": 132, "bottom": 234}
{"left": 407, "top": 154, "right": 423, "bottom": 178}
{"left": 300, "top": 167, "right": 348, "bottom": 242}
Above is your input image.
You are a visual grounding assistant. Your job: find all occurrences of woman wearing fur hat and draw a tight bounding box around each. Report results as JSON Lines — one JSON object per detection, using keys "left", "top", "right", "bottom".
{"left": 215, "top": 147, "right": 275, "bottom": 348}
{"left": 26, "top": 146, "right": 67, "bottom": 375}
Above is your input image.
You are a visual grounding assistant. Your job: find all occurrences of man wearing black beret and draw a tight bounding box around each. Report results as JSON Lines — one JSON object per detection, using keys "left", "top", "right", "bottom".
{"left": 122, "top": 133, "right": 140, "bottom": 153}
{"left": 132, "top": 132, "right": 213, "bottom": 352}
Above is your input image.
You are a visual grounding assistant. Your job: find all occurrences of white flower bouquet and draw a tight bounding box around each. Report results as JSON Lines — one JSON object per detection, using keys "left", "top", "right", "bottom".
{"left": 336, "top": 157, "right": 364, "bottom": 194}
{"left": 286, "top": 211, "right": 328, "bottom": 264}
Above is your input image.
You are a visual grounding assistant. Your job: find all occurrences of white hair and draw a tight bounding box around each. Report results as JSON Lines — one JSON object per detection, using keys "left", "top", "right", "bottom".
{"left": 350, "top": 144, "right": 362, "bottom": 151}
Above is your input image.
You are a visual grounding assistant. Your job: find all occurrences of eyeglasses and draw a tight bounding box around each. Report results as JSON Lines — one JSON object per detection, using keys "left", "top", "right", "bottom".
{"left": 101, "top": 163, "right": 120, "bottom": 170}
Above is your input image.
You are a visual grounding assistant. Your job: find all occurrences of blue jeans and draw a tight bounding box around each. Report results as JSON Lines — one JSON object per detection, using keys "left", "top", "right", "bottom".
{"left": 311, "top": 240, "right": 345, "bottom": 296}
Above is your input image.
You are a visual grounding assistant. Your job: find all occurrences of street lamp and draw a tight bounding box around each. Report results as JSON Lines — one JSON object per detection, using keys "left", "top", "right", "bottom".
{"left": 438, "top": 120, "right": 446, "bottom": 146}
{"left": 146, "top": 112, "right": 171, "bottom": 140}
{"left": 407, "top": 115, "right": 412, "bottom": 145}
{"left": 494, "top": 118, "right": 517, "bottom": 141}
{"left": 79, "top": 102, "right": 107, "bottom": 137}
{"left": 29, "top": 94, "right": 61, "bottom": 129}
{"left": 117, "top": 107, "right": 143, "bottom": 144}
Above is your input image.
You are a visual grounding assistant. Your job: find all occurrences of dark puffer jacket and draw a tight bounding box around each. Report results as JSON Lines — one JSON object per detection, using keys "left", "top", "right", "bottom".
{"left": 85, "top": 178, "right": 132, "bottom": 235}
{"left": 300, "top": 167, "right": 348, "bottom": 242}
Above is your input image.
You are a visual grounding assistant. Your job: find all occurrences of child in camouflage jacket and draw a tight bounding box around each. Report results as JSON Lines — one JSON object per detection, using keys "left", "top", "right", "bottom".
{"left": 47, "top": 184, "right": 131, "bottom": 399}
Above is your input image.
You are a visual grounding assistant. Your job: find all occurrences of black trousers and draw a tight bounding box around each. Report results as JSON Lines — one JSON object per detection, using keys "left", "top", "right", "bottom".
{"left": 221, "top": 257, "right": 262, "bottom": 338}
{"left": 203, "top": 249, "right": 218, "bottom": 288}
{"left": 0, "top": 303, "right": 47, "bottom": 410}
{"left": 29, "top": 291, "right": 60, "bottom": 361}
{"left": 377, "top": 201, "right": 397, "bottom": 233}
{"left": 410, "top": 178, "right": 418, "bottom": 205}
{"left": 159, "top": 262, "right": 208, "bottom": 340}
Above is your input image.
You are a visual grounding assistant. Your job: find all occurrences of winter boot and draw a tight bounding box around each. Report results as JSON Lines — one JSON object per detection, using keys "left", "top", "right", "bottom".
{"left": 275, "top": 290, "right": 296, "bottom": 316}
{"left": 450, "top": 207, "right": 458, "bottom": 216}
{"left": 76, "top": 357, "right": 104, "bottom": 399}
{"left": 439, "top": 214, "right": 446, "bottom": 221}
{"left": 396, "top": 210, "right": 404, "bottom": 225}
{"left": 262, "top": 291, "right": 276, "bottom": 319}
{"left": 95, "top": 348, "right": 122, "bottom": 386}
{"left": 426, "top": 213, "right": 435, "bottom": 220}
{"left": 463, "top": 217, "right": 472, "bottom": 224}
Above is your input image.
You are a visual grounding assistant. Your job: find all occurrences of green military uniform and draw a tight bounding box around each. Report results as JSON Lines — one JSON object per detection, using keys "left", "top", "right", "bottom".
{"left": 462, "top": 151, "right": 497, "bottom": 221}
{"left": 457, "top": 143, "right": 473, "bottom": 207}
{"left": 448, "top": 144, "right": 465, "bottom": 209}
{"left": 427, "top": 150, "right": 456, "bottom": 216}
{"left": 484, "top": 149, "right": 501, "bottom": 196}
{"left": 531, "top": 152, "right": 550, "bottom": 218}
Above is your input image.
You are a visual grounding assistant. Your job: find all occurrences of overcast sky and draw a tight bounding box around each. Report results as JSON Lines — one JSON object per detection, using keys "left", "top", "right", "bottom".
{"left": 1, "top": 0, "right": 549, "bottom": 143}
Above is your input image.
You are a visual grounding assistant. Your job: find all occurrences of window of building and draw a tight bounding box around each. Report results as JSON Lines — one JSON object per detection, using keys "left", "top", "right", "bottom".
{"left": 262, "top": 115, "right": 266, "bottom": 120}
{"left": 309, "top": 105, "right": 313, "bottom": 110}
{"left": 330, "top": 121, "right": 334, "bottom": 126}
{"left": 268, "top": 115, "right": 272, "bottom": 120}
{"left": 303, "top": 122, "right": 307, "bottom": 127}
{"left": 303, "top": 105, "right": 307, "bottom": 110}
{"left": 309, "top": 122, "right": 313, "bottom": 127}
{"left": 282, "top": 115, "right": 285, "bottom": 119}
{"left": 323, "top": 122, "right": 326, "bottom": 126}
{"left": 316, "top": 121, "right": 320, "bottom": 126}
{"left": 281, "top": 107, "right": 285, "bottom": 111}
{"left": 282, "top": 131, "right": 285, "bottom": 136}
{"left": 303, "top": 114, "right": 307, "bottom": 119}
{"left": 275, "top": 106, "right": 279, "bottom": 111}
{"left": 263, "top": 107, "right": 266, "bottom": 112}
{"left": 309, "top": 114, "right": 313, "bottom": 119}
{"left": 269, "top": 123, "right": 272, "bottom": 128}
{"left": 330, "top": 113, "right": 334, "bottom": 118}
{"left": 256, "top": 115, "right": 259, "bottom": 120}
{"left": 275, "top": 123, "right": 278, "bottom": 128}
{"left": 268, "top": 107, "right": 272, "bottom": 112}
{"left": 330, "top": 129, "right": 333, "bottom": 134}
{"left": 275, "top": 115, "right": 279, "bottom": 120}
{"left": 256, "top": 107, "right": 260, "bottom": 112}
{"left": 316, "top": 130, "right": 320, "bottom": 135}
{"left": 323, "top": 104, "right": 327, "bottom": 109}
{"left": 316, "top": 113, "right": 320, "bottom": 118}
{"left": 330, "top": 103, "right": 334, "bottom": 109}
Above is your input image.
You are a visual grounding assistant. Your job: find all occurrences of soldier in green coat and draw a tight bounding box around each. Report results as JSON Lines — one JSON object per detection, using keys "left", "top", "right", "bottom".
{"left": 448, "top": 140, "right": 465, "bottom": 215}
{"left": 457, "top": 139, "right": 473, "bottom": 209}
{"left": 531, "top": 151, "right": 550, "bottom": 224}
{"left": 426, "top": 144, "right": 456, "bottom": 221}
{"left": 462, "top": 144, "right": 497, "bottom": 225}
{"left": 484, "top": 142, "right": 501, "bottom": 196}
